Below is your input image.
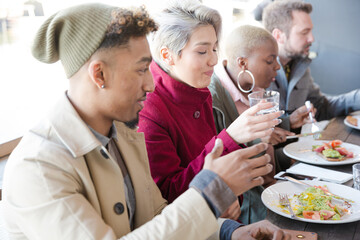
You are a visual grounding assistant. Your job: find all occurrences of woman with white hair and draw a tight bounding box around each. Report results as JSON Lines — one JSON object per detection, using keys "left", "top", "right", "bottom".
{"left": 209, "top": 25, "right": 312, "bottom": 172}
{"left": 138, "top": 0, "right": 282, "bottom": 226}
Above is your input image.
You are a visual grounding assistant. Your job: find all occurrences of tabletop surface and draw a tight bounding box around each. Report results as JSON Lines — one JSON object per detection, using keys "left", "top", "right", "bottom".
{"left": 266, "top": 116, "right": 360, "bottom": 240}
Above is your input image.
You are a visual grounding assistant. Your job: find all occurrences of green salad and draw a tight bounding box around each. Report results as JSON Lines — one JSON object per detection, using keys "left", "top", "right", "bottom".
{"left": 292, "top": 186, "right": 349, "bottom": 220}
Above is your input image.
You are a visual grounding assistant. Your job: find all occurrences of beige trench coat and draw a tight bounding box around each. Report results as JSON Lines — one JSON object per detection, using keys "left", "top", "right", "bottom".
{"left": 2, "top": 93, "right": 219, "bottom": 239}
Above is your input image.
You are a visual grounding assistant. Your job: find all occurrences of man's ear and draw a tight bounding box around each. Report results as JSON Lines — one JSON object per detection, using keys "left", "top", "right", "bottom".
{"left": 272, "top": 28, "right": 286, "bottom": 44}
{"left": 160, "top": 47, "right": 174, "bottom": 65}
{"left": 88, "top": 60, "right": 105, "bottom": 89}
{"left": 236, "top": 57, "right": 248, "bottom": 71}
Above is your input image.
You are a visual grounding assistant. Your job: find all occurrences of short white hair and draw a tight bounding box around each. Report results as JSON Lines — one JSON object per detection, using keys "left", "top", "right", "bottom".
{"left": 150, "top": 0, "right": 222, "bottom": 73}
{"left": 224, "top": 25, "right": 276, "bottom": 68}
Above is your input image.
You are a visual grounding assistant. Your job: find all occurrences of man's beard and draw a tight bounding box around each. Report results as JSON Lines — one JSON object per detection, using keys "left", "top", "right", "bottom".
{"left": 284, "top": 42, "right": 311, "bottom": 59}
{"left": 124, "top": 113, "right": 139, "bottom": 129}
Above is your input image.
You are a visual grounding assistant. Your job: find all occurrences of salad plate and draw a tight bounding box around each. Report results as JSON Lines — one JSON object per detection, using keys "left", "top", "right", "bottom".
{"left": 283, "top": 139, "right": 360, "bottom": 166}
{"left": 261, "top": 180, "right": 360, "bottom": 224}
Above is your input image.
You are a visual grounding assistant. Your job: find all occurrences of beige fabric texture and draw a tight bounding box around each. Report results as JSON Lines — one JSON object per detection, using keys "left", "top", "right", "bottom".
{"left": 2, "top": 93, "right": 221, "bottom": 239}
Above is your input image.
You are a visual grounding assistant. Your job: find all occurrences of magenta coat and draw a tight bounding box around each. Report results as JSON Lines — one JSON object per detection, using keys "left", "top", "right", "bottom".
{"left": 138, "top": 62, "right": 242, "bottom": 202}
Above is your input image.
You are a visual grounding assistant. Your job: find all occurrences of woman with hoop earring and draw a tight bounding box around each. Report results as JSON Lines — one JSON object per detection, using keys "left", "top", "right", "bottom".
{"left": 209, "top": 25, "right": 312, "bottom": 173}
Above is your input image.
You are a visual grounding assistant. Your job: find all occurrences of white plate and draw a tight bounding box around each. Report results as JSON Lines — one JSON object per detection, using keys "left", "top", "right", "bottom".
{"left": 344, "top": 115, "right": 360, "bottom": 130}
{"left": 262, "top": 180, "right": 360, "bottom": 224}
{"left": 283, "top": 139, "right": 360, "bottom": 166}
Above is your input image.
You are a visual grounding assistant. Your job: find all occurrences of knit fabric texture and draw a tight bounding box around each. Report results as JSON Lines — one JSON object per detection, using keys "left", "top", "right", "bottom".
{"left": 31, "top": 3, "right": 117, "bottom": 78}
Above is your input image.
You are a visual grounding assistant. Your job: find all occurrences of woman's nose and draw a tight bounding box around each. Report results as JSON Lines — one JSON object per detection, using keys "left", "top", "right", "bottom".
{"left": 208, "top": 50, "right": 218, "bottom": 67}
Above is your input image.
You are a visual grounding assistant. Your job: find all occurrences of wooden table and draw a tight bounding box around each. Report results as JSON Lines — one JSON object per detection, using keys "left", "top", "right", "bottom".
{"left": 266, "top": 116, "right": 360, "bottom": 240}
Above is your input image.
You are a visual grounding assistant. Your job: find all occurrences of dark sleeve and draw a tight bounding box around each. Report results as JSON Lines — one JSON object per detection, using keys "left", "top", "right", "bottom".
{"left": 190, "top": 170, "right": 242, "bottom": 240}
{"left": 220, "top": 220, "right": 243, "bottom": 240}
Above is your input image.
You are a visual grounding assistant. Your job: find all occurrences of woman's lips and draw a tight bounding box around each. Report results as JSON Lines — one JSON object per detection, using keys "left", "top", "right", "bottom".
{"left": 204, "top": 70, "right": 214, "bottom": 77}
{"left": 137, "top": 98, "right": 146, "bottom": 108}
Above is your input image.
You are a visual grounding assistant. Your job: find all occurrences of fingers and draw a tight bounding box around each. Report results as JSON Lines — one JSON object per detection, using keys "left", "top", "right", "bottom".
{"left": 245, "top": 102, "right": 274, "bottom": 115}
{"left": 304, "top": 103, "right": 317, "bottom": 119}
{"left": 251, "top": 162, "right": 273, "bottom": 179}
{"left": 247, "top": 110, "right": 284, "bottom": 125}
{"left": 273, "top": 229, "right": 292, "bottom": 240}
{"left": 296, "top": 105, "right": 310, "bottom": 115}
{"left": 246, "top": 119, "right": 281, "bottom": 139}
{"left": 210, "top": 138, "right": 223, "bottom": 157}
{"left": 274, "top": 127, "right": 293, "bottom": 136}
{"left": 250, "top": 220, "right": 292, "bottom": 240}
{"left": 269, "top": 136, "right": 282, "bottom": 145}
{"left": 230, "top": 142, "right": 268, "bottom": 159}
{"left": 272, "top": 128, "right": 294, "bottom": 144}
{"left": 220, "top": 200, "right": 241, "bottom": 220}
{"left": 247, "top": 128, "right": 275, "bottom": 142}
{"left": 247, "top": 154, "right": 273, "bottom": 188}
{"left": 203, "top": 138, "right": 223, "bottom": 169}
{"left": 250, "top": 176, "right": 265, "bottom": 188}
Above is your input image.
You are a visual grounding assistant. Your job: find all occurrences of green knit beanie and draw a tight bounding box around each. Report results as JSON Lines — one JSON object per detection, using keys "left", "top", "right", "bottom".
{"left": 31, "top": 3, "right": 117, "bottom": 78}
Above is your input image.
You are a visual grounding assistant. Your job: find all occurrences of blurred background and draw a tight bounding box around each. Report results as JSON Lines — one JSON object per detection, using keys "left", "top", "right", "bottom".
{"left": 0, "top": 0, "right": 359, "bottom": 145}
{"left": 0, "top": 0, "right": 263, "bottom": 145}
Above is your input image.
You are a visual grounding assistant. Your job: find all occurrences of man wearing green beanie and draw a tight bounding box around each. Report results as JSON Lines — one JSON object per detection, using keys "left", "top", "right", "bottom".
{"left": 2, "top": 3, "right": 289, "bottom": 240}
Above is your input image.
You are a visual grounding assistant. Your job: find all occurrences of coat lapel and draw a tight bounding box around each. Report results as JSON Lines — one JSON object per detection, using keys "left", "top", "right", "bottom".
{"left": 271, "top": 58, "right": 288, "bottom": 110}
{"left": 85, "top": 146, "right": 131, "bottom": 236}
{"left": 114, "top": 121, "right": 159, "bottom": 227}
{"left": 286, "top": 58, "right": 311, "bottom": 108}
{"left": 48, "top": 93, "right": 165, "bottom": 237}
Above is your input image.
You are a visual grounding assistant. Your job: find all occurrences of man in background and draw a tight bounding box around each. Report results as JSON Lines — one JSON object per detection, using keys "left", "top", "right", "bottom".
{"left": 263, "top": 0, "right": 360, "bottom": 120}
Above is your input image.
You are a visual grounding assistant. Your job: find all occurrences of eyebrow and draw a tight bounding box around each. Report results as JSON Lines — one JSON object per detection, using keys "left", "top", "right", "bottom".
{"left": 195, "top": 41, "right": 218, "bottom": 46}
{"left": 136, "top": 56, "right": 152, "bottom": 64}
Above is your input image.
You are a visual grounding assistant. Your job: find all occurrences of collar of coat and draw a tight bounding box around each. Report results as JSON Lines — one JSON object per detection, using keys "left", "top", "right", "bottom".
{"left": 48, "top": 92, "right": 142, "bottom": 158}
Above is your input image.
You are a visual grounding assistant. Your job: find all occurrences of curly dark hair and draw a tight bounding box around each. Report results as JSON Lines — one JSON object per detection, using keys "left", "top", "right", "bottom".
{"left": 99, "top": 5, "right": 157, "bottom": 49}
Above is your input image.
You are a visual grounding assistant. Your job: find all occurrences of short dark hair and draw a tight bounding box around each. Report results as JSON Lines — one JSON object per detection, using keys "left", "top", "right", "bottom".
{"left": 99, "top": 6, "right": 157, "bottom": 49}
{"left": 263, "top": 0, "right": 312, "bottom": 36}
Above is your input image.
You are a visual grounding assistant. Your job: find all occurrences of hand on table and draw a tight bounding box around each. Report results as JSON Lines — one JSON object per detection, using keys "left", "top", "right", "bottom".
{"left": 261, "top": 127, "right": 294, "bottom": 145}
{"left": 231, "top": 220, "right": 291, "bottom": 240}
{"left": 220, "top": 200, "right": 241, "bottom": 220}
{"left": 227, "top": 102, "right": 283, "bottom": 144}
{"left": 203, "top": 139, "right": 273, "bottom": 196}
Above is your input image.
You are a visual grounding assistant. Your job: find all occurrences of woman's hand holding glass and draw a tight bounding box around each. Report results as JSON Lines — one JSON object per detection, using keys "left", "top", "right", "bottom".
{"left": 226, "top": 102, "right": 284, "bottom": 144}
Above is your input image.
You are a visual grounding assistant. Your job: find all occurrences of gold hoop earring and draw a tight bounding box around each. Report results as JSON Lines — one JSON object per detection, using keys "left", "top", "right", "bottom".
{"left": 237, "top": 70, "right": 255, "bottom": 93}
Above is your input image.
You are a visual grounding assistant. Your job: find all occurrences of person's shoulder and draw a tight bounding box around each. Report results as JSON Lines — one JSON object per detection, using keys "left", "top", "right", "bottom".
{"left": 8, "top": 120, "right": 76, "bottom": 174}
{"left": 140, "top": 90, "right": 173, "bottom": 128}
{"left": 208, "top": 73, "right": 221, "bottom": 91}
{"left": 208, "top": 73, "right": 226, "bottom": 99}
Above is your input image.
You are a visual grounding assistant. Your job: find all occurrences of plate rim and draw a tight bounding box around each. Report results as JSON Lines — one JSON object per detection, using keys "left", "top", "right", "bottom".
{"left": 261, "top": 180, "right": 360, "bottom": 224}
{"left": 283, "top": 139, "right": 360, "bottom": 166}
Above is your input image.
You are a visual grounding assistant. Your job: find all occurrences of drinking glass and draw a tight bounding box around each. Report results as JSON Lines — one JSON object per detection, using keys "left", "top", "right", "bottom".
{"left": 353, "top": 163, "right": 360, "bottom": 190}
{"left": 248, "top": 90, "right": 280, "bottom": 115}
